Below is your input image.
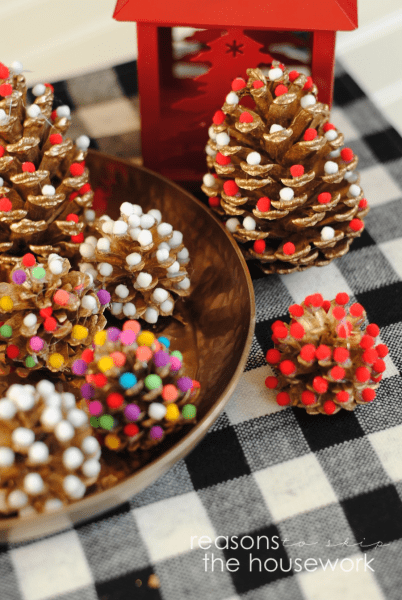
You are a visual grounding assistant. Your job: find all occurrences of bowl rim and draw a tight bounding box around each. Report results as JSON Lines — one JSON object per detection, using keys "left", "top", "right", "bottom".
{"left": 0, "top": 151, "right": 255, "bottom": 537}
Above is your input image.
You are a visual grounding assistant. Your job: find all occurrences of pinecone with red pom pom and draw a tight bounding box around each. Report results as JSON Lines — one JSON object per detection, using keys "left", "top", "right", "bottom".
{"left": 265, "top": 293, "right": 388, "bottom": 415}
{"left": 203, "top": 63, "right": 368, "bottom": 274}
{"left": 0, "top": 61, "right": 94, "bottom": 276}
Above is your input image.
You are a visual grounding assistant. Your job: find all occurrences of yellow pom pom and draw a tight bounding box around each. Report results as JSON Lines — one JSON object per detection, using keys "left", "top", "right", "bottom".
{"left": 72, "top": 325, "right": 88, "bottom": 340}
{"left": 48, "top": 353, "right": 64, "bottom": 369}
{"left": 97, "top": 356, "right": 114, "bottom": 372}
{"left": 94, "top": 330, "right": 107, "bottom": 346}
{"left": 137, "top": 331, "right": 155, "bottom": 347}
{"left": 165, "top": 404, "right": 180, "bottom": 421}
{"left": 105, "top": 434, "right": 121, "bottom": 450}
{"left": 0, "top": 296, "right": 13, "bottom": 312}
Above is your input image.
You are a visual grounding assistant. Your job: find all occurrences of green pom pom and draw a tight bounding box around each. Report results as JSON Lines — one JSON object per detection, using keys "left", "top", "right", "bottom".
{"left": 170, "top": 350, "right": 183, "bottom": 362}
{"left": 182, "top": 404, "right": 196, "bottom": 420}
{"left": 145, "top": 374, "right": 162, "bottom": 390}
{"left": 0, "top": 324, "right": 12, "bottom": 338}
{"left": 32, "top": 266, "right": 46, "bottom": 280}
{"left": 90, "top": 416, "right": 99, "bottom": 428}
{"left": 99, "top": 414, "right": 114, "bottom": 430}
{"left": 25, "top": 356, "right": 36, "bottom": 368}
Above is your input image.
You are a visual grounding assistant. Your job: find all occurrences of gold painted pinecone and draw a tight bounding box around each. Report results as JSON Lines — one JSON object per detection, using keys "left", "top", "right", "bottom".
{"left": 78, "top": 202, "right": 191, "bottom": 324}
{"left": 265, "top": 293, "right": 389, "bottom": 414}
{"left": 203, "top": 63, "right": 369, "bottom": 274}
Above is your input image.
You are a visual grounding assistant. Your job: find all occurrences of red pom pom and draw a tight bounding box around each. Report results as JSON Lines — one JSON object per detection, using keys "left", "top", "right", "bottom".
{"left": 283, "top": 242, "right": 295, "bottom": 256}
{"left": 0, "top": 84, "right": 12, "bottom": 97}
{"left": 275, "top": 84, "right": 288, "bottom": 97}
{"left": 362, "top": 388, "right": 376, "bottom": 402}
{"left": 333, "top": 347, "right": 349, "bottom": 363}
{"left": 70, "top": 163, "right": 85, "bottom": 177}
{"left": 107, "top": 393, "right": 124, "bottom": 409}
{"left": 223, "top": 180, "right": 239, "bottom": 196}
{"left": 253, "top": 240, "right": 266, "bottom": 254}
{"left": 337, "top": 391, "right": 349, "bottom": 403}
{"left": 341, "top": 148, "right": 354, "bottom": 162}
{"left": 266, "top": 348, "right": 281, "bottom": 364}
{"left": 360, "top": 335, "right": 374, "bottom": 349}
{"left": 239, "top": 112, "right": 253, "bottom": 123}
{"left": 332, "top": 306, "right": 346, "bottom": 321}
{"left": 359, "top": 198, "right": 368, "bottom": 210}
{"left": 22, "top": 162, "right": 35, "bottom": 173}
{"left": 0, "top": 64, "right": 9, "bottom": 79}
{"left": 257, "top": 197, "right": 271, "bottom": 212}
{"left": 301, "top": 390, "right": 316, "bottom": 405}
{"left": 303, "top": 128, "right": 317, "bottom": 141}
{"left": 232, "top": 78, "right": 246, "bottom": 91}
{"left": 313, "top": 376, "right": 328, "bottom": 394}
{"left": 289, "top": 304, "right": 304, "bottom": 318}
{"left": 276, "top": 391, "right": 291, "bottom": 406}
{"left": 318, "top": 192, "right": 331, "bottom": 204}
{"left": 290, "top": 165, "right": 304, "bottom": 178}
{"left": 322, "top": 300, "right": 331, "bottom": 313}
{"left": 376, "top": 344, "right": 389, "bottom": 358}
{"left": 331, "top": 366, "right": 345, "bottom": 380}
{"left": 371, "top": 374, "right": 382, "bottom": 383}
{"left": 79, "top": 183, "right": 91, "bottom": 195}
{"left": 252, "top": 81, "right": 264, "bottom": 89}
{"left": 51, "top": 109, "right": 57, "bottom": 121}
{"left": 323, "top": 123, "right": 336, "bottom": 132}
{"left": 209, "top": 197, "right": 220, "bottom": 208}
{"left": 265, "top": 376, "right": 278, "bottom": 389}
{"left": 39, "top": 307, "right": 53, "bottom": 318}
{"left": 272, "top": 320, "right": 285, "bottom": 331}
{"left": 349, "top": 303, "right": 364, "bottom": 317}
{"left": 49, "top": 134, "right": 63, "bottom": 145}
{"left": 44, "top": 316, "right": 57, "bottom": 332}
{"left": 69, "top": 191, "right": 78, "bottom": 202}
{"left": 316, "top": 345, "right": 331, "bottom": 361}
{"left": 213, "top": 110, "right": 225, "bottom": 125}
{"left": 303, "top": 76, "right": 313, "bottom": 90}
{"left": 0, "top": 146, "right": 4, "bottom": 157}
{"left": 300, "top": 344, "right": 316, "bottom": 362}
{"left": 66, "top": 213, "right": 79, "bottom": 223}
{"left": 309, "top": 293, "right": 324, "bottom": 308}
{"left": 290, "top": 322, "right": 305, "bottom": 340}
{"left": 6, "top": 345, "right": 19, "bottom": 359}
{"left": 349, "top": 219, "right": 364, "bottom": 232}
{"left": 373, "top": 359, "right": 386, "bottom": 373}
{"left": 275, "top": 326, "right": 288, "bottom": 340}
{"left": 323, "top": 400, "right": 337, "bottom": 415}
{"left": 216, "top": 152, "right": 231, "bottom": 166}
{"left": 366, "top": 323, "right": 380, "bottom": 338}
{"left": 44, "top": 83, "right": 54, "bottom": 92}
{"left": 71, "top": 233, "right": 84, "bottom": 243}
{"left": 336, "top": 324, "right": 350, "bottom": 338}
{"left": 94, "top": 374, "right": 108, "bottom": 388}
{"left": 335, "top": 293, "right": 349, "bottom": 305}
{"left": 81, "top": 349, "right": 94, "bottom": 363}
{"left": 0, "top": 197, "right": 12, "bottom": 212}
{"left": 288, "top": 70, "right": 299, "bottom": 82}
{"left": 124, "top": 423, "right": 139, "bottom": 437}
{"left": 22, "top": 253, "right": 36, "bottom": 267}
{"left": 355, "top": 367, "right": 370, "bottom": 383}
{"left": 362, "top": 349, "right": 378, "bottom": 365}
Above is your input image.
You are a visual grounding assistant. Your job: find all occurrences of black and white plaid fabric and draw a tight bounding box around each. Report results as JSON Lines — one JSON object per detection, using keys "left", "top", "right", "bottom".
{"left": 3, "top": 59, "right": 402, "bottom": 600}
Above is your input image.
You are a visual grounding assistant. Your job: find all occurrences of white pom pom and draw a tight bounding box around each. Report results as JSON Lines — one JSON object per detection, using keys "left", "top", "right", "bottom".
{"left": 270, "top": 124, "right": 284, "bottom": 134}
{"left": 79, "top": 243, "right": 95, "bottom": 259}
{"left": 279, "top": 187, "right": 294, "bottom": 201}
{"left": 123, "top": 302, "right": 136, "bottom": 317}
{"left": 148, "top": 402, "right": 167, "bottom": 420}
{"left": 14, "top": 392, "right": 35, "bottom": 412}
{"left": 324, "top": 161, "right": 339, "bottom": 175}
{"left": 158, "top": 242, "right": 170, "bottom": 251}
{"left": 161, "top": 299, "right": 174, "bottom": 313}
{"left": 98, "top": 262, "right": 113, "bottom": 277}
{"left": 208, "top": 125, "right": 217, "bottom": 140}
{"left": 246, "top": 152, "right": 261, "bottom": 165}
{"left": 81, "top": 436, "right": 100, "bottom": 456}
{"left": 152, "top": 288, "right": 169, "bottom": 303}
{"left": 344, "top": 170, "right": 358, "bottom": 183}
{"left": 81, "top": 295, "right": 97, "bottom": 312}
{"left": 27, "top": 105, "right": 41, "bottom": 118}
{"left": 8, "top": 490, "right": 28, "bottom": 509}
{"left": 325, "top": 129, "right": 337, "bottom": 141}
{"left": 131, "top": 204, "right": 143, "bottom": 216}
{"left": 61, "top": 393, "right": 76, "bottom": 410}
{"left": 56, "top": 105, "right": 70, "bottom": 118}
{"left": 32, "top": 83, "right": 46, "bottom": 97}
{"left": 225, "top": 218, "right": 240, "bottom": 233}
{"left": 243, "top": 216, "right": 256, "bottom": 231}
{"left": 0, "top": 111, "right": 8, "bottom": 127}
{"left": 268, "top": 67, "right": 283, "bottom": 81}
{"left": 6, "top": 385, "right": 25, "bottom": 402}
{"left": 80, "top": 264, "right": 96, "bottom": 283}
{"left": 113, "top": 220, "right": 128, "bottom": 235}
{"left": 102, "top": 220, "right": 114, "bottom": 234}
{"left": 140, "top": 214, "right": 155, "bottom": 229}
{"left": 300, "top": 94, "right": 316, "bottom": 109}
{"left": 23, "top": 313, "right": 37, "bottom": 330}
{"left": 86, "top": 237, "right": 98, "bottom": 248}
{"left": 167, "top": 261, "right": 180, "bottom": 275}
{"left": 111, "top": 302, "right": 123, "bottom": 315}
{"left": 156, "top": 248, "right": 169, "bottom": 263}
{"left": 148, "top": 209, "right": 162, "bottom": 224}
{"left": 41, "top": 407, "right": 62, "bottom": 429}
{"left": 99, "top": 215, "right": 112, "bottom": 222}
{"left": 216, "top": 132, "right": 230, "bottom": 147}
{"left": 36, "top": 380, "right": 55, "bottom": 397}
{"left": 138, "top": 230, "right": 153, "bottom": 247}
{"left": 0, "top": 177, "right": 3, "bottom": 187}
{"left": 11, "top": 61, "right": 23, "bottom": 75}
{"left": 97, "top": 238, "right": 110, "bottom": 253}
{"left": 12, "top": 427, "right": 35, "bottom": 448}
{"left": 205, "top": 145, "right": 217, "bottom": 157}
{"left": 55, "top": 420, "right": 75, "bottom": 442}
{"left": 0, "top": 398, "right": 16, "bottom": 420}
{"left": 63, "top": 447, "right": 84, "bottom": 470}
{"left": 349, "top": 184, "right": 361, "bottom": 197}
{"left": 42, "top": 185, "right": 55, "bottom": 196}
{"left": 144, "top": 307, "right": 158, "bottom": 324}
{"left": 82, "top": 459, "right": 101, "bottom": 479}
{"left": 24, "top": 473, "right": 44, "bottom": 495}
{"left": 321, "top": 226, "right": 336, "bottom": 241}
{"left": 128, "top": 214, "right": 141, "bottom": 228}
{"left": 0, "top": 447, "right": 14, "bottom": 466}
{"left": 44, "top": 498, "right": 63, "bottom": 512}
{"left": 49, "top": 260, "right": 63, "bottom": 275}
{"left": 63, "top": 475, "right": 86, "bottom": 499}
{"left": 136, "top": 272, "right": 152, "bottom": 288}
{"left": 129, "top": 227, "right": 141, "bottom": 241}
{"left": 203, "top": 173, "right": 216, "bottom": 187}
{"left": 28, "top": 442, "right": 49, "bottom": 464}
{"left": 168, "top": 231, "right": 183, "bottom": 248}
{"left": 115, "top": 284, "right": 129, "bottom": 299}
{"left": 177, "top": 247, "right": 189, "bottom": 263}
{"left": 178, "top": 277, "right": 191, "bottom": 291}
{"left": 329, "top": 148, "right": 341, "bottom": 158}
{"left": 67, "top": 408, "right": 88, "bottom": 429}
{"left": 43, "top": 392, "right": 61, "bottom": 408}
{"left": 226, "top": 92, "right": 239, "bottom": 105}
{"left": 157, "top": 222, "right": 173, "bottom": 237}
{"left": 76, "top": 135, "right": 90, "bottom": 150}
{"left": 126, "top": 252, "right": 142, "bottom": 266}
{"left": 120, "top": 202, "right": 134, "bottom": 217}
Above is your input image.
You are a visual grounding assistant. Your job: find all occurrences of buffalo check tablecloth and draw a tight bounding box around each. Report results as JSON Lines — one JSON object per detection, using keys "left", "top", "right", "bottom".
{"left": 2, "top": 59, "right": 402, "bottom": 600}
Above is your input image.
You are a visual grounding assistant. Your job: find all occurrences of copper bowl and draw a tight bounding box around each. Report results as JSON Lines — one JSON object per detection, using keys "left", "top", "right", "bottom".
{"left": 0, "top": 151, "right": 255, "bottom": 541}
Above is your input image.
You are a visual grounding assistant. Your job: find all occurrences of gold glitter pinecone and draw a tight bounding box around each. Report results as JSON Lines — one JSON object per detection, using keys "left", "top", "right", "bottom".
{"left": 203, "top": 63, "right": 369, "bottom": 274}
{"left": 78, "top": 201, "right": 191, "bottom": 324}
{"left": 265, "top": 292, "right": 389, "bottom": 415}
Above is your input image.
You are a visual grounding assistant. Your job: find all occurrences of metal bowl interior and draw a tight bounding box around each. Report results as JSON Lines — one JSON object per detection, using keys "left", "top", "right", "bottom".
{"left": 0, "top": 151, "right": 255, "bottom": 542}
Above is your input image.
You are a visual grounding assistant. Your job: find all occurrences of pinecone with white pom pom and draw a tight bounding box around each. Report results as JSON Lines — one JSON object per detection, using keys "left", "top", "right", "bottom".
{"left": 78, "top": 202, "right": 191, "bottom": 324}
{"left": 203, "top": 63, "right": 369, "bottom": 274}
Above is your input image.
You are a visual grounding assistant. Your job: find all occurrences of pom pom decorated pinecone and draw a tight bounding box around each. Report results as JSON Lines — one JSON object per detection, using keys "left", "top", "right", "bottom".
{"left": 0, "top": 252, "right": 107, "bottom": 376}
{"left": 72, "top": 321, "right": 200, "bottom": 452}
{"left": 203, "top": 63, "right": 369, "bottom": 274}
{"left": 78, "top": 202, "right": 191, "bottom": 324}
{"left": 0, "top": 61, "right": 94, "bottom": 272}
{"left": 0, "top": 379, "right": 101, "bottom": 516}
{"left": 265, "top": 293, "right": 388, "bottom": 415}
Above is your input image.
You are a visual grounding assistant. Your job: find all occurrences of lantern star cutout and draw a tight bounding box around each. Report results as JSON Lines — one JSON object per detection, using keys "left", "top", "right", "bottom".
{"left": 226, "top": 40, "right": 244, "bottom": 57}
